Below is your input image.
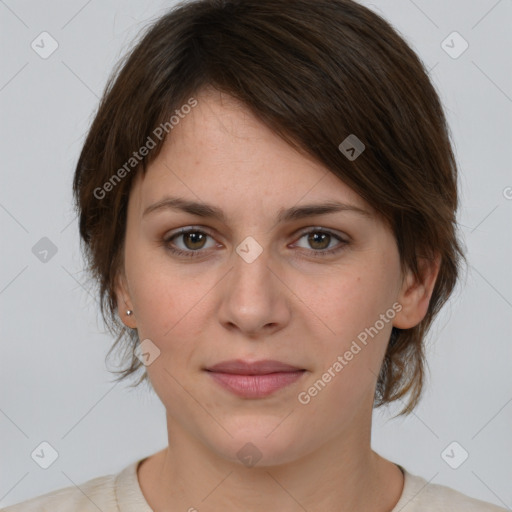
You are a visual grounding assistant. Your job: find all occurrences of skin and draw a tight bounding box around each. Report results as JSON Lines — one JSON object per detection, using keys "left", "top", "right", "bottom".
{"left": 115, "top": 87, "right": 440, "bottom": 512}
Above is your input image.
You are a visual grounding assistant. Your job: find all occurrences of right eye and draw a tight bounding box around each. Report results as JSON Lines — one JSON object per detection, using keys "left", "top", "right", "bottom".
{"left": 163, "top": 228, "right": 218, "bottom": 258}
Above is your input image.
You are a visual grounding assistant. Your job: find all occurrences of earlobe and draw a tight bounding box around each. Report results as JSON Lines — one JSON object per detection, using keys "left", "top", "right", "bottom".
{"left": 114, "top": 272, "right": 137, "bottom": 329}
{"left": 393, "top": 254, "right": 441, "bottom": 329}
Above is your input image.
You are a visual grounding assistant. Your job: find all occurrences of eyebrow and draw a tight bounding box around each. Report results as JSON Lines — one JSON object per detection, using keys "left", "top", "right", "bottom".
{"left": 142, "top": 196, "right": 372, "bottom": 223}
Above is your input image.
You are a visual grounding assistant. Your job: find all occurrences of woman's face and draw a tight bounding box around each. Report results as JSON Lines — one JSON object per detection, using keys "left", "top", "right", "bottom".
{"left": 116, "top": 89, "right": 433, "bottom": 466}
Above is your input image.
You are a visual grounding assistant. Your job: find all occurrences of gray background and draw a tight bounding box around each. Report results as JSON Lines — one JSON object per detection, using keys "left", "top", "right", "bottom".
{"left": 1, "top": 0, "right": 511, "bottom": 508}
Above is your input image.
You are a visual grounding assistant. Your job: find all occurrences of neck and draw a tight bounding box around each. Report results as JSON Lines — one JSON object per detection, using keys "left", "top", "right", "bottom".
{"left": 137, "top": 414, "right": 404, "bottom": 512}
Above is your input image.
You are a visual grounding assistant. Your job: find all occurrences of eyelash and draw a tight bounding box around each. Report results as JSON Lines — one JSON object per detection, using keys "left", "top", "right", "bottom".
{"left": 162, "top": 227, "right": 349, "bottom": 259}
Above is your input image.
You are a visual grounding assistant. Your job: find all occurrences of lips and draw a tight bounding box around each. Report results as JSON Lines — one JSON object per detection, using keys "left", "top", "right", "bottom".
{"left": 205, "top": 359, "right": 304, "bottom": 375}
{"left": 205, "top": 359, "right": 306, "bottom": 398}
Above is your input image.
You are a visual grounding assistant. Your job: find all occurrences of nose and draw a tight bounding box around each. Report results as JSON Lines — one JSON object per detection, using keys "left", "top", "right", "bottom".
{"left": 216, "top": 241, "right": 291, "bottom": 338}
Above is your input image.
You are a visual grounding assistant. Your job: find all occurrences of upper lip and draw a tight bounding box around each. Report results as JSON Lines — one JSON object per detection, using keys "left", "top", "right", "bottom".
{"left": 205, "top": 359, "right": 304, "bottom": 375}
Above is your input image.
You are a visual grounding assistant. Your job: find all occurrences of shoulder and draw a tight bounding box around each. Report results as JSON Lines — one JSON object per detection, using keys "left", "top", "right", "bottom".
{"left": 1, "top": 471, "right": 118, "bottom": 512}
{"left": 394, "top": 468, "right": 508, "bottom": 511}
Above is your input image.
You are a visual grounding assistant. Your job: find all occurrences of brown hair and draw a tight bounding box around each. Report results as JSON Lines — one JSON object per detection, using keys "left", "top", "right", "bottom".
{"left": 72, "top": 0, "right": 465, "bottom": 415}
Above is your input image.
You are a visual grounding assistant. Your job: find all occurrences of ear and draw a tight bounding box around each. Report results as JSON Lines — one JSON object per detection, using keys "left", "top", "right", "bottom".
{"left": 114, "top": 270, "right": 137, "bottom": 330}
{"left": 393, "top": 253, "right": 441, "bottom": 329}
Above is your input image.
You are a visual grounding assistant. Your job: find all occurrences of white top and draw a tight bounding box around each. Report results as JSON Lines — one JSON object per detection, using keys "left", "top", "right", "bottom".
{"left": 1, "top": 459, "right": 507, "bottom": 511}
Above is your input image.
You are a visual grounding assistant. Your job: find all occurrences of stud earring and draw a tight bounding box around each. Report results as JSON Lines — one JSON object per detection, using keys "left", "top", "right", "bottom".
{"left": 126, "top": 310, "right": 133, "bottom": 316}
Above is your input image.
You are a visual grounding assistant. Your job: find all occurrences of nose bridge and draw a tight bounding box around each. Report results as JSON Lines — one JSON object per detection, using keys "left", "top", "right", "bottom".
{"left": 230, "top": 235, "right": 273, "bottom": 301}
{"left": 217, "top": 234, "right": 288, "bottom": 335}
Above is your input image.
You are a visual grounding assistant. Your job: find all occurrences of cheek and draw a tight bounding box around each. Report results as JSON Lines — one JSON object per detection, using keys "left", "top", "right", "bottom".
{"left": 296, "top": 251, "right": 400, "bottom": 383}
{"left": 125, "top": 242, "right": 218, "bottom": 353}
{"left": 124, "top": 241, "right": 183, "bottom": 340}
{"left": 130, "top": 274, "right": 203, "bottom": 344}
{"left": 299, "top": 265, "right": 397, "bottom": 344}
{"left": 294, "top": 268, "right": 395, "bottom": 421}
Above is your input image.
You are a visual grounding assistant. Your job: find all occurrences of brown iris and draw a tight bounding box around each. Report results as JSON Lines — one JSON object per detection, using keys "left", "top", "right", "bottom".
{"left": 307, "top": 232, "right": 331, "bottom": 250}
{"left": 182, "top": 231, "right": 207, "bottom": 250}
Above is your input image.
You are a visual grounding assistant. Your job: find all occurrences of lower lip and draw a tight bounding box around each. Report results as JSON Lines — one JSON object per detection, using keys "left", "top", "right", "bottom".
{"left": 207, "top": 370, "right": 305, "bottom": 398}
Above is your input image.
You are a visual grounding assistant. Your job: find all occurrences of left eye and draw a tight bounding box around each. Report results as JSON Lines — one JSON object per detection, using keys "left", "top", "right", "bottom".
{"left": 294, "top": 230, "right": 344, "bottom": 252}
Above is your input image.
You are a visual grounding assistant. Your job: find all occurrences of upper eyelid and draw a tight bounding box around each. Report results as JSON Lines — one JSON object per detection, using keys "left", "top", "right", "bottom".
{"left": 294, "top": 226, "right": 349, "bottom": 240}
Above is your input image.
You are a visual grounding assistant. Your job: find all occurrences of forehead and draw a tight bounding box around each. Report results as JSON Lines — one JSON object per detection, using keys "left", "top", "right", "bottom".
{"left": 129, "top": 89, "right": 374, "bottom": 220}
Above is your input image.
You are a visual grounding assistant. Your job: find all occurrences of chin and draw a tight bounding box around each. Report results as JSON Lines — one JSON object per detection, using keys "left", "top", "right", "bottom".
{"left": 203, "top": 421, "right": 313, "bottom": 469}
